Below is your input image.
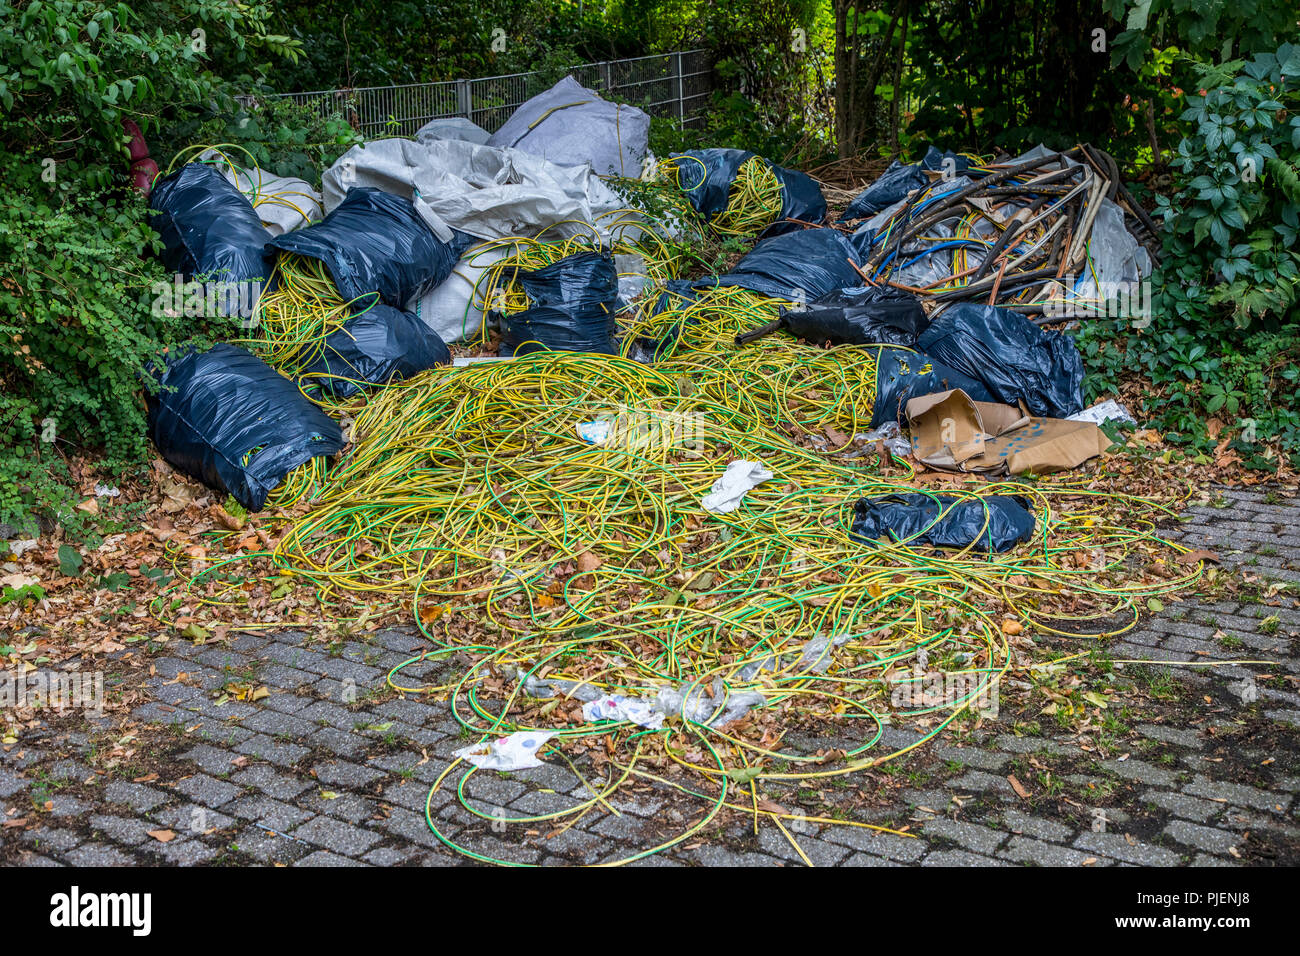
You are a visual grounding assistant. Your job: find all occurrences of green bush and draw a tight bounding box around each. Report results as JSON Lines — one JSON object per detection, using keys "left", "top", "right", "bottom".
{"left": 157, "top": 96, "right": 363, "bottom": 187}
{"left": 1154, "top": 46, "right": 1300, "bottom": 328}
{"left": 1078, "top": 45, "right": 1300, "bottom": 471}
{"left": 0, "top": 1, "right": 316, "bottom": 533}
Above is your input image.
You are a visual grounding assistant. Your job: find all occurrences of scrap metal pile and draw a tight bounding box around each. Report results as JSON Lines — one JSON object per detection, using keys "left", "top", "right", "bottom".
{"left": 846, "top": 144, "right": 1158, "bottom": 317}
{"left": 145, "top": 78, "right": 1200, "bottom": 864}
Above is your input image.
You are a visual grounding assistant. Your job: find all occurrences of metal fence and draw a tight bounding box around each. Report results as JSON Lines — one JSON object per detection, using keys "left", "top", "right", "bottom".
{"left": 252, "top": 50, "right": 713, "bottom": 139}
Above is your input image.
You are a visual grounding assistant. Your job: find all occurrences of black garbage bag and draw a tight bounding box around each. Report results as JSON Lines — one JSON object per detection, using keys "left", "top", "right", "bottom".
{"left": 916, "top": 303, "right": 1085, "bottom": 418}
{"left": 147, "top": 344, "right": 344, "bottom": 512}
{"left": 671, "top": 148, "right": 826, "bottom": 232}
{"left": 148, "top": 163, "right": 274, "bottom": 313}
{"left": 839, "top": 160, "right": 927, "bottom": 221}
{"left": 782, "top": 286, "right": 927, "bottom": 348}
{"left": 300, "top": 304, "right": 451, "bottom": 399}
{"left": 270, "top": 187, "right": 473, "bottom": 312}
{"left": 850, "top": 492, "right": 1037, "bottom": 553}
{"left": 699, "top": 228, "right": 862, "bottom": 302}
{"left": 839, "top": 147, "right": 973, "bottom": 222}
{"left": 918, "top": 145, "right": 973, "bottom": 174}
{"left": 762, "top": 164, "right": 827, "bottom": 236}
{"left": 872, "top": 346, "right": 997, "bottom": 428}
{"left": 499, "top": 251, "right": 619, "bottom": 355}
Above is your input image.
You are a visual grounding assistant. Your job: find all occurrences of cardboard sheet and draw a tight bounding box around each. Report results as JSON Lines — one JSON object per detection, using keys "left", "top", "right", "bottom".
{"left": 906, "top": 389, "right": 1111, "bottom": 475}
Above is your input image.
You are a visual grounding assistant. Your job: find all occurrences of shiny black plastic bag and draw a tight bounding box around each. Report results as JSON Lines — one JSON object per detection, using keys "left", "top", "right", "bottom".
{"left": 871, "top": 346, "right": 996, "bottom": 428}
{"left": 270, "top": 187, "right": 472, "bottom": 311}
{"left": 671, "top": 148, "right": 826, "bottom": 232}
{"left": 840, "top": 147, "right": 972, "bottom": 221}
{"left": 782, "top": 286, "right": 927, "bottom": 348}
{"left": 147, "top": 344, "right": 344, "bottom": 512}
{"left": 701, "top": 228, "right": 862, "bottom": 302}
{"left": 850, "top": 492, "right": 1036, "bottom": 553}
{"left": 839, "top": 160, "right": 927, "bottom": 221}
{"left": 148, "top": 163, "right": 274, "bottom": 304}
{"left": 916, "top": 303, "right": 1085, "bottom": 418}
{"left": 301, "top": 305, "right": 451, "bottom": 399}
{"left": 500, "top": 251, "right": 619, "bottom": 355}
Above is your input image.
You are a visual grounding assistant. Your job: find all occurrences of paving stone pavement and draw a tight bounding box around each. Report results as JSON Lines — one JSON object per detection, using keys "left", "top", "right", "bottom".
{"left": 3, "top": 486, "right": 1298, "bottom": 866}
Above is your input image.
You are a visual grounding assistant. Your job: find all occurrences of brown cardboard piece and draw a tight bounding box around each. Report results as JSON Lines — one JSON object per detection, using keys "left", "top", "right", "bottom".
{"left": 905, "top": 389, "right": 1111, "bottom": 475}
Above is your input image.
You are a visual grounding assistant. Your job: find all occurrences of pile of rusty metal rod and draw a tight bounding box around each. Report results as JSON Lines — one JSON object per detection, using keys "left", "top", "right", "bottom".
{"left": 851, "top": 144, "right": 1158, "bottom": 319}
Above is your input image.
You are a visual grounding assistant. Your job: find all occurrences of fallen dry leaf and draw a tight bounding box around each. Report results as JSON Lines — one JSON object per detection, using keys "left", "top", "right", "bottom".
{"left": 1007, "top": 774, "right": 1030, "bottom": 799}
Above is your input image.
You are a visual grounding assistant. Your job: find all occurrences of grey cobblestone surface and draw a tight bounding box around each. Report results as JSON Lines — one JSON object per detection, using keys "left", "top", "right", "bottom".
{"left": 3, "top": 486, "right": 1298, "bottom": 866}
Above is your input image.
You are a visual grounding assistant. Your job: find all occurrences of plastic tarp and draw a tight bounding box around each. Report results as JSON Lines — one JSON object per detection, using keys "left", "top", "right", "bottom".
{"left": 199, "top": 149, "right": 322, "bottom": 236}
{"left": 916, "top": 303, "right": 1085, "bottom": 418}
{"left": 850, "top": 492, "right": 1037, "bottom": 553}
{"left": 300, "top": 304, "right": 451, "bottom": 399}
{"left": 269, "top": 187, "right": 472, "bottom": 311}
{"left": 499, "top": 251, "right": 619, "bottom": 355}
{"left": 670, "top": 148, "right": 827, "bottom": 233}
{"left": 147, "top": 344, "right": 344, "bottom": 512}
{"left": 872, "top": 346, "right": 997, "bottom": 428}
{"left": 487, "top": 75, "right": 650, "bottom": 178}
{"left": 698, "top": 228, "right": 862, "bottom": 302}
{"left": 406, "top": 244, "right": 514, "bottom": 343}
{"left": 148, "top": 163, "right": 274, "bottom": 301}
{"left": 321, "top": 137, "right": 628, "bottom": 242}
{"left": 1068, "top": 197, "right": 1152, "bottom": 299}
{"left": 781, "top": 286, "right": 927, "bottom": 348}
{"left": 414, "top": 116, "right": 491, "bottom": 146}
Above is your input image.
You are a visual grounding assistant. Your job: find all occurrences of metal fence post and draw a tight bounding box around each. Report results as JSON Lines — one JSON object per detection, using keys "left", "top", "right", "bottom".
{"left": 599, "top": 60, "right": 612, "bottom": 94}
{"left": 456, "top": 78, "right": 472, "bottom": 120}
{"left": 673, "top": 51, "right": 684, "bottom": 125}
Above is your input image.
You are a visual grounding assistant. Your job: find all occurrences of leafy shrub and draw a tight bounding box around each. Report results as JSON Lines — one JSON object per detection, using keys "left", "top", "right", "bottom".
{"left": 1153, "top": 46, "right": 1300, "bottom": 328}
{"left": 0, "top": 1, "right": 306, "bottom": 532}
{"left": 1079, "top": 45, "right": 1300, "bottom": 472}
{"left": 158, "top": 96, "right": 363, "bottom": 187}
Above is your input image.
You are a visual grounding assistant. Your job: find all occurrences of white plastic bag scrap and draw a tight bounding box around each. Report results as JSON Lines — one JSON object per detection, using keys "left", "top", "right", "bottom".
{"left": 488, "top": 75, "right": 650, "bottom": 178}
{"left": 737, "top": 633, "right": 851, "bottom": 680}
{"left": 701, "top": 460, "right": 774, "bottom": 514}
{"left": 199, "top": 149, "right": 322, "bottom": 236}
{"left": 6, "top": 538, "right": 38, "bottom": 558}
{"left": 652, "top": 680, "right": 765, "bottom": 727}
{"left": 1067, "top": 399, "right": 1136, "bottom": 427}
{"left": 582, "top": 695, "right": 665, "bottom": 730}
{"left": 453, "top": 731, "right": 557, "bottom": 771}
{"left": 510, "top": 666, "right": 602, "bottom": 702}
{"left": 850, "top": 421, "right": 911, "bottom": 459}
{"left": 575, "top": 419, "right": 612, "bottom": 445}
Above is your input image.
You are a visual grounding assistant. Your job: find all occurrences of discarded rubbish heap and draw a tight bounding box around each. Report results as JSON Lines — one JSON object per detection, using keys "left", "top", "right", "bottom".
{"left": 843, "top": 144, "right": 1156, "bottom": 316}
{"left": 245, "top": 351, "right": 1198, "bottom": 864}
{"left": 144, "top": 90, "right": 1201, "bottom": 864}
